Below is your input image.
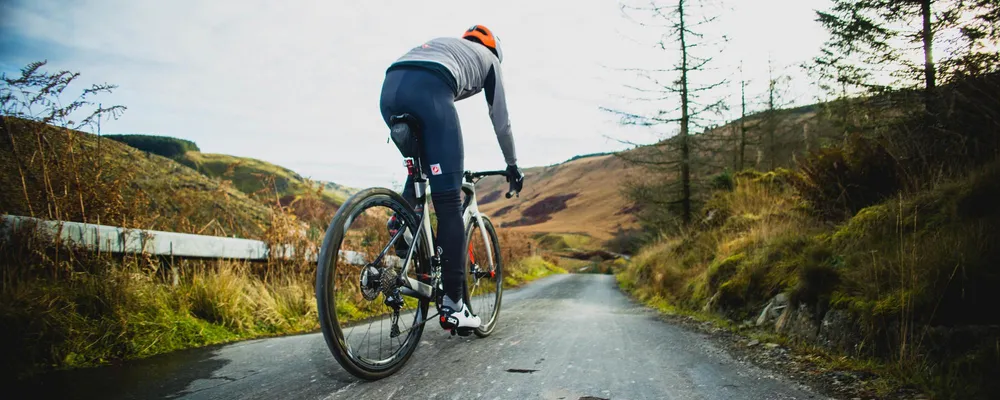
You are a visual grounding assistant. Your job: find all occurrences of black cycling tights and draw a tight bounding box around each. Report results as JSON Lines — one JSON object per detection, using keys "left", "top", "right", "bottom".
{"left": 401, "top": 173, "right": 465, "bottom": 303}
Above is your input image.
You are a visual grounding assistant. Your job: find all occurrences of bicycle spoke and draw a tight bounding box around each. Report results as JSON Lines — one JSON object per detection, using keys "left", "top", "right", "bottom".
{"left": 318, "top": 195, "right": 433, "bottom": 375}
{"left": 465, "top": 218, "right": 500, "bottom": 335}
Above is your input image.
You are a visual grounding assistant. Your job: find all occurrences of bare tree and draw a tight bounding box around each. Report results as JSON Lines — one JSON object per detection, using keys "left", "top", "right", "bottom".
{"left": 737, "top": 62, "right": 748, "bottom": 171}
{"left": 757, "top": 57, "right": 793, "bottom": 170}
{"left": 603, "top": 0, "right": 727, "bottom": 227}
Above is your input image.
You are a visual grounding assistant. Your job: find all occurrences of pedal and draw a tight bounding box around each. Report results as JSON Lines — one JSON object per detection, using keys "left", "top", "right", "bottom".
{"left": 456, "top": 327, "right": 474, "bottom": 337}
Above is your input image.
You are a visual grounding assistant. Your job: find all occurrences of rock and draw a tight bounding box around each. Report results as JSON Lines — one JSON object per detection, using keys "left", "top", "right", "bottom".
{"left": 775, "top": 303, "right": 819, "bottom": 342}
{"left": 702, "top": 292, "right": 720, "bottom": 313}
{"left": 755, "top": 293, "right": 789, "bottom": 327}
{"left": 747, "top": 339, "right": 760, "bottom": 347}
{"left": 819, "top": 309, "right": 863, "bottom": 355}
{"left": 765, "top": 342, "right": 780, "bottom": 349}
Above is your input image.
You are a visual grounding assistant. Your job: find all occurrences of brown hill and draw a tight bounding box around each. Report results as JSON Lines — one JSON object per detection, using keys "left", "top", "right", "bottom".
{"left": 475, "top": 154, "right": 642, "bottom": 241}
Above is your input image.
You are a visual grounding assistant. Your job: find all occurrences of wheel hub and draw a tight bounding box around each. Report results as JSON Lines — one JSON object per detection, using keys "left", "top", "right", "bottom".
{"left": 359, "top": 264, "right": 382, "bottom": 301}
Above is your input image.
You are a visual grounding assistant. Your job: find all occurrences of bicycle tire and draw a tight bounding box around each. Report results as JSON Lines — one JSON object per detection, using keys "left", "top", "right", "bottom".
{"left": 315, "top": 187, "right": 430, "bottom": 380}
{"left": 463, "top": 215, "right": 503, "bottom": 337}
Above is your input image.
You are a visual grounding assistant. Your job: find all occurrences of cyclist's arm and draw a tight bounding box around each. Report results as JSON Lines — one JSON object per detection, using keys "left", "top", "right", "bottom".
{"left": 484, "top": 63, "right": 517, "bottom": 166}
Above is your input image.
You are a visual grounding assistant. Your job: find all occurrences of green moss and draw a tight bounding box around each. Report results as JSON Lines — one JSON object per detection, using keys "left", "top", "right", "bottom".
{"left": 706, "top": 253, "right": 744, "bottom": 292}
{"left": 752, "top": 167, "right": 795, "bottom": 189}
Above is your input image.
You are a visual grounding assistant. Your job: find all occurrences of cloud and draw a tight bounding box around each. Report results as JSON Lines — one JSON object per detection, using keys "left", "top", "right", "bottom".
{"left": 1, "top": 0, "right": 832, "bottom": 189}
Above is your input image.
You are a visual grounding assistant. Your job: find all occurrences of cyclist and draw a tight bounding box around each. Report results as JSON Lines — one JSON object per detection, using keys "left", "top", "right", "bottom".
{"left": 380, "top": 25, "right": 524, "bottom": 331}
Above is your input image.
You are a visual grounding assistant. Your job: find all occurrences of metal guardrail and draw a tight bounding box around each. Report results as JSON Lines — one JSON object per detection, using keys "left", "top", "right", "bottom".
{"left": 1, "top": 215, "right": 272, "bottom": 259}
{"left": 0, "top": 215, "right": 406, "bottom": 267}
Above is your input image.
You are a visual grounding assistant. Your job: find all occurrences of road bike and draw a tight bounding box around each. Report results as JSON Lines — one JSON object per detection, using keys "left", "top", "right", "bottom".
{"left": 315, "top": 113, "right": 519, "bottom": 380}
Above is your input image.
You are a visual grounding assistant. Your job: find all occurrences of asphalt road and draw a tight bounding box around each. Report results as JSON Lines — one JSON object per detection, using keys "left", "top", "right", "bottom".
{"left": 25, "top": 274, "right": 830, "bottom": 400}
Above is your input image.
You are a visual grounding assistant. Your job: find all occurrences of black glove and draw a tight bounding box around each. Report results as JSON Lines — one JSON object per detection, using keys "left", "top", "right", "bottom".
{"left": 506, "top": 164, "right": 524, "bottom": 195}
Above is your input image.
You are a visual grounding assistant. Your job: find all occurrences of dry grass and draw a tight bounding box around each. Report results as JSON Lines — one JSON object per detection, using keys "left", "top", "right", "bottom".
{"left": 0, "top": 222, "right": 319, "bottom": 381}
{"left": 1, "top": 117, "right": 273, "bottom": 238}
{"left": 620, "top": 173, "right": 818, "bottom": 308}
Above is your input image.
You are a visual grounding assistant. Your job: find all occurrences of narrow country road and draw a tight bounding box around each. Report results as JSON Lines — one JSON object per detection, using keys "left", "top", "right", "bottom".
{"left": 25, "top": 274, "right": 829, "bottom": 400}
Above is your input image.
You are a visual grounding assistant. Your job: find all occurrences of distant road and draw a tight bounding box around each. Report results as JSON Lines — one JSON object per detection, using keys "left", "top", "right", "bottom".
{"left": 25, "top": 274, "right": 828, "bottom": 400}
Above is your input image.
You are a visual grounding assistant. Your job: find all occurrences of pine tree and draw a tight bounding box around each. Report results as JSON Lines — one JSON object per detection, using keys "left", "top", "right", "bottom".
{"left": 814, "top": 0, "right": 998, "bottom": 108}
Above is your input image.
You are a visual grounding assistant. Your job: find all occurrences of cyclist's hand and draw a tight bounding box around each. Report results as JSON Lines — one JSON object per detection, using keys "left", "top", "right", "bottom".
{"left": 505, "top": 164, "right": 524, "bottom": 198}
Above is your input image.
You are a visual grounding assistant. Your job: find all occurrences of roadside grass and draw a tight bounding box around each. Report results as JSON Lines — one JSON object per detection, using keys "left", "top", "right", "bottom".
{"left": 0, "top": 243, "right": 317, "bottom": 381}
{"left": 503, "top": 256, "right": 568, "bottom": 288}
{"left": 617, "top": 164, "right": 1000, "bottom": 399}
{"left": 0, "top": 220, "right": 548, "bottom": 381}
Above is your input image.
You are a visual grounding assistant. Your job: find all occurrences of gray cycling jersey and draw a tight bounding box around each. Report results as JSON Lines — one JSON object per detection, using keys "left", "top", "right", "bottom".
{"left": 388, "top": 37, "right": 517, "bottom": 166}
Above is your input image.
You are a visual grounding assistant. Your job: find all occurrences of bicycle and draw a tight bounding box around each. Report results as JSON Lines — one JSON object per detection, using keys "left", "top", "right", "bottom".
{"left": 315, "top": 113, "right": 520, "bottom": 380}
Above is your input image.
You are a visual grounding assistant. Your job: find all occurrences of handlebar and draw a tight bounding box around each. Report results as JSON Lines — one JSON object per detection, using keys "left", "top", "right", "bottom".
{"left": 466, "top": 170, "right": 509, "bottom": 180}
{"left": 464, "top": 170, "right": 520, "bottom": 199}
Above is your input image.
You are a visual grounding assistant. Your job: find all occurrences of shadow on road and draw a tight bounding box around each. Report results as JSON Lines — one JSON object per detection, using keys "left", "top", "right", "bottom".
{"left": 16, "top": 342, "right": 234, "bottom": 400}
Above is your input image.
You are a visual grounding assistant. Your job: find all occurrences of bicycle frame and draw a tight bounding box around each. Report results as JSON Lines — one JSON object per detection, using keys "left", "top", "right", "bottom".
{"left": 392, "top": 168, "right": 496, "bottom": 303}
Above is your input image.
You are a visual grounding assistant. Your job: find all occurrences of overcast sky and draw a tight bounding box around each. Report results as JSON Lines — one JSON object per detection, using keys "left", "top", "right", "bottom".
{"left": 1, "top": 0, "right": 831, "bottom": 188}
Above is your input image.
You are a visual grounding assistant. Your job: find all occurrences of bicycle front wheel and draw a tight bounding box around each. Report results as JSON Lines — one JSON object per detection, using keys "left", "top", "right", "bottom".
{"left": 464, "top": 216, "right": 503, "bottom": 337}
{"left": 315, "top": 187, "right": 430, "bottom": 380}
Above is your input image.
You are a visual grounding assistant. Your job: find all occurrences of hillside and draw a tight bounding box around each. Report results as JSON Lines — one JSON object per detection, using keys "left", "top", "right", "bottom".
{"left": 176, "top": 152, "right": 356, "bottom": 206}
{"left": 476, "top": 154, "right": 642, "bottom": 241}
{"left": 319, "top": 180, "right": 359, "bottom": 203}
{"left": 0, "top": 117, "right": 272, "bottom": 238}
{"left": 473, "top": 105, "right": 827, "bottom": 243}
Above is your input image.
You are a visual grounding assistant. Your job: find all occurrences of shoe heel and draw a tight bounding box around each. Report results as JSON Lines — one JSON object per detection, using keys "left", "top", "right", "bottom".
{"left": 456, "top": 327, "right": 474, "bottom": 337}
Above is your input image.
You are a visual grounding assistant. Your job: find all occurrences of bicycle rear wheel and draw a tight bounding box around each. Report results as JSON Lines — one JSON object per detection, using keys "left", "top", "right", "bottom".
{"left": 315, "top": 188, "right": 430, "bottom": 380}
{"left": 464, "top": 216, "right": 503, "bottom": 337}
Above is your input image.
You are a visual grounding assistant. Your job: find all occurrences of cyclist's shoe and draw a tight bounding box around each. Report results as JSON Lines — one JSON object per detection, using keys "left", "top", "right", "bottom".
{"left": 439, "top": 303, "right": 481, "bottom": 331}
{"left": 386, "top": 214, "right": 410, "bottom": 258}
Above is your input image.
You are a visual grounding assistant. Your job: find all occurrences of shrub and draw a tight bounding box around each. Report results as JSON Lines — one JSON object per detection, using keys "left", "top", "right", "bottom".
{"left": 604, "top": 228, "right": 648, "bottom": 255}
{"left": 792, "top": 134, "right": 901, "bottom": 220}
{"left": 710, "top": 170, "right": 735, "bottom": 191}
{"left": 105, "top": 134, "right": 200, "bottom": 158}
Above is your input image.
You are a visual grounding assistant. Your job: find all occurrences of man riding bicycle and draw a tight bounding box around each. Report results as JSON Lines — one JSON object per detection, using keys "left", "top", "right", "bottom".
{"left": 379, "top": 25, "right": 524, "bottom": 332}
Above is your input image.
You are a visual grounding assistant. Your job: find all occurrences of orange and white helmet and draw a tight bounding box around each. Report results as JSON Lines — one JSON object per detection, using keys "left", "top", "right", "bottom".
{"left": 462, "top": 24, "right": 503, "bottom": 63}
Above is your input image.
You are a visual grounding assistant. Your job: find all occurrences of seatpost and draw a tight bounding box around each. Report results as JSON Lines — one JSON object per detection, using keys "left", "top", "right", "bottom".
{"left": 405, "top": 157, "right": 428, "bottom": 209}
